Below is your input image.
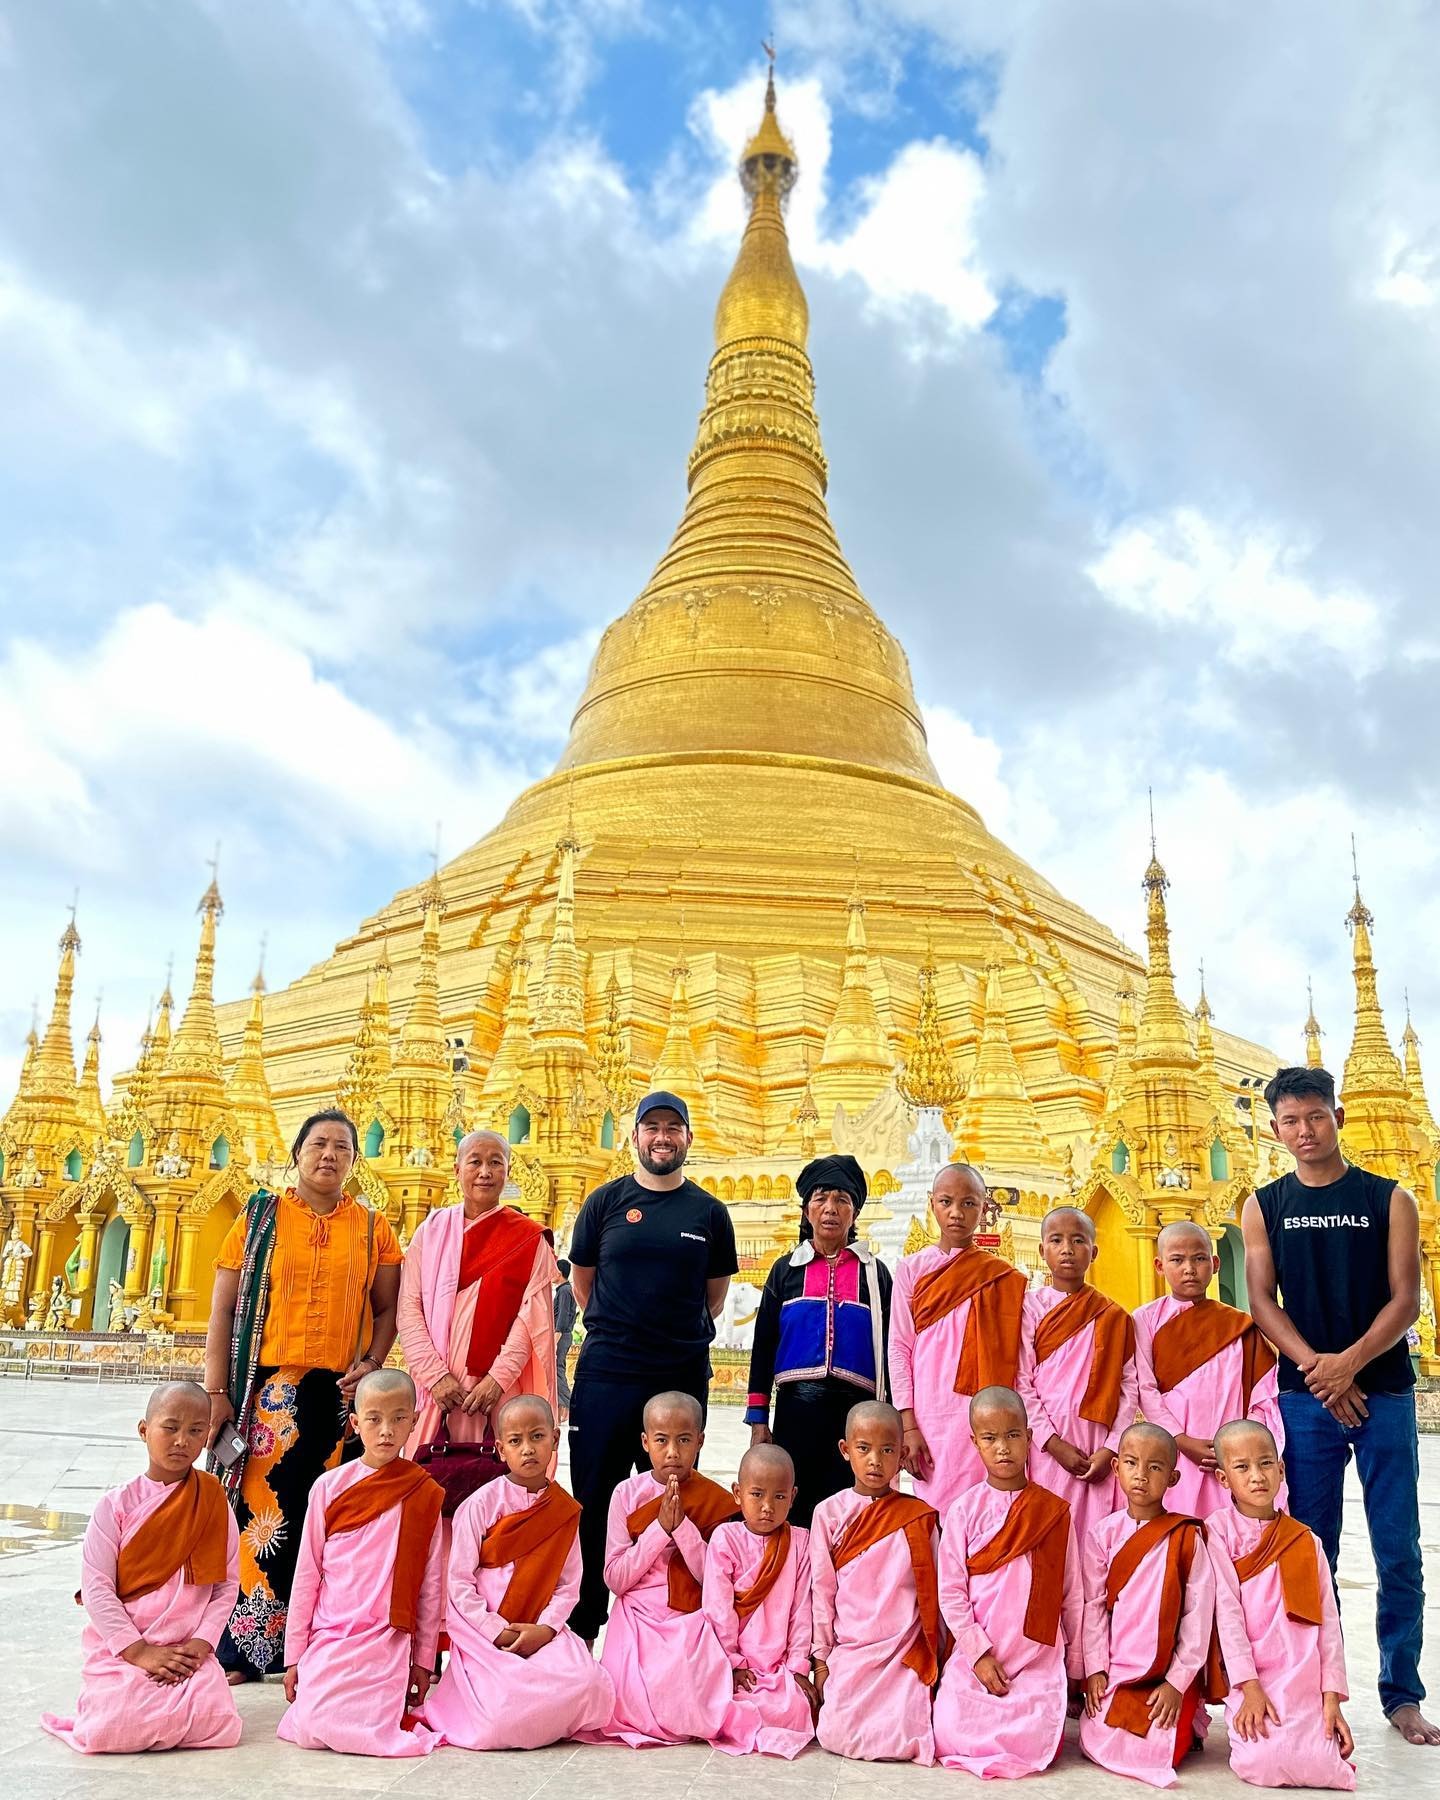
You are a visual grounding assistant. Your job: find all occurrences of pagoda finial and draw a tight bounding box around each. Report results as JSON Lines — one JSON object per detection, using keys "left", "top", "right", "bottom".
{"left": 77, "top": 994, "right": 106, "bottom": 1145}
{"left": 31, "top": 903, "right": 82, "bottom": 1096}
{"left": 898, "top": 952, "right": 962, "bottom": 1112}
{"left": 1134, "top": 813, "right": 1196, "bottom": 1071}
{"left": 1303, "top": 976, "right": 1324, "bottom": 1068}
{"left": 164, "top": 868, "right": 226, "bottom": 1084}
{"left": 536, "top": 820, "right": 585, "bottom": 1041}
{"left": 1341, "top": 866, "right": 1406, "bottom": 1104}
{"left": 228, "top": 943, "right": 285, "bottom": 1167}
{"left": 252, "top": 933, "right": 268, "bottom": 998}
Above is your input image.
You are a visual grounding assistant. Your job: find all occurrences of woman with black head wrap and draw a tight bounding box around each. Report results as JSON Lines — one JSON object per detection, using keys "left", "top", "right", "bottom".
{"left": 744, "top": 1154, "right": 893, "bottom": 1524}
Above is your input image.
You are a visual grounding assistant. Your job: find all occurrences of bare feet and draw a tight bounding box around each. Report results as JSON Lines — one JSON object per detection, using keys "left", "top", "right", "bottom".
{"left": 224, "top": 1668, "right": 253, "bottom": 1688}
{"left": 1388, "top": 1704, "right": 1440, "bottom": 1746}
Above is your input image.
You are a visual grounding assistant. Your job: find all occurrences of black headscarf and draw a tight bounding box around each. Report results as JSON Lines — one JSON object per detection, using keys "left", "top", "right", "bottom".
{"left": 796, "top": 1154, "right": 867, "bottom": 1242}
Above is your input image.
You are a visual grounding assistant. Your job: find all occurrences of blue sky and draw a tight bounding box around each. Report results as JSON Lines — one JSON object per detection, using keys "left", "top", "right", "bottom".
{"left": 1, "top": 0, "right": 1438, "bottom": 1103}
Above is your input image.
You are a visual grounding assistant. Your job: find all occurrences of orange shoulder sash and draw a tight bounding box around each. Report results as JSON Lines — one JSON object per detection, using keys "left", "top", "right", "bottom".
{"left": 1033, "top": 1287, "right": 1135, "bottom": 1428}
{"left": 478, "top": 1482, "right": 582, "bottom": 1625}
{"left": 116, "top": 1469, "right": 231, "bottom": 1604}
{"left": 911, "top": 1250, "right": 1026, "bottom": 1394}
{"left": 965, "top": 1483, "right": 1071, "bottom": 1647}
{"left": 324, "top": 1460, "right": 444, "bottom": 1635}
{"left": 832, "top": 1492, "right": 943, "bottom": 1687}
{"left": 627, "top": 1473, "right": 738, "bottom": 1614}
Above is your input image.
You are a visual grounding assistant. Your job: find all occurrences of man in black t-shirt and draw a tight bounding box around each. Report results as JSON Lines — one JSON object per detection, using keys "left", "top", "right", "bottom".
{"left": 565, "top": 1089, "right": 738, "bottom": 1640}
{"left": 1242, "top": 1064, "right": 1435, "bottom": 1747}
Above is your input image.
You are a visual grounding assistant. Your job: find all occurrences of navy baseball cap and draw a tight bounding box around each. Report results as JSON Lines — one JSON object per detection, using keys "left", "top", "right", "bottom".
{"left": 635, "top": 1090, "right": 691, "bottom": 1128}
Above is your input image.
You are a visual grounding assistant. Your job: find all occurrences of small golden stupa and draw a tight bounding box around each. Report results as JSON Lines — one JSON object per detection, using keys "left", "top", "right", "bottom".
{"left": 1, "top": 73, "right": 1435, "bottom": 1353}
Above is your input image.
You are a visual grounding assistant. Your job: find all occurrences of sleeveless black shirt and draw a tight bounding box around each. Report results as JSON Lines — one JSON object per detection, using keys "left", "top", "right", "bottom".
{"left": 1255, "top": 1164, "right": 1412, "bottom": 1394}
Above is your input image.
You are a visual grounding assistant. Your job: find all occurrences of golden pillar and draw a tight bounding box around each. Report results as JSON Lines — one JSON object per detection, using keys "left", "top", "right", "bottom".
{"left": 123, "top": 1212, "right": 152, "bottom": 1301}
{"left": 31, "top": 1219, "right": 58, "bottom": 1295}
{"left": 170, "top": 1213, "right": 202, "bottom": 1324}
{"left": 149, "top": 1198, "right": 180, "bottom": 1307}
{"left": 72, "top": 1210, "right": 101, "bottom": 1328}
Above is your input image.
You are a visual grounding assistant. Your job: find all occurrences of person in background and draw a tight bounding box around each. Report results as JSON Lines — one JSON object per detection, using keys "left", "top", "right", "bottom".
{"left": 553, "top": 1258, "right": 578, "bottom": 1425}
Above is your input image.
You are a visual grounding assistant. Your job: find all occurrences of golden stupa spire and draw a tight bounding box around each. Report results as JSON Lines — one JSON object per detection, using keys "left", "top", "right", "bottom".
{"left": 13, "top": 1000, "right": 40, "bottom": 1102}
{"left": 535, "top": 817, "right": 586, "bottom": 1042}
{"left": 1193, "top": 960, "right": 1227, "bottom": 1101}
{"left": 956, "top": 934, "right": 1050, "bottom": 1168}
{"left": 395, "top": 880, "right": 447, "bottom": 1071}
{"left": 163, "top": 864, "right": 226, "bottom": 1084}
{"left": 897, "top": 945, "right": 962, "bottom": 1112}
{"left": 30, "top": 905, "right": 82, "bottom": 1099}
{"left": 817, "top": 871, "right": 892, "bottom": 1100}
{"left": 337, "top": 951, "right": 393, "bottom": 1130}
{"left": 380, "top": 882, "right": 450, "bottom": 1166}
{"left": 77, "top": 998, "right": 106, "bottom": 1145}
{"left": 553, "top": 62, "right": 939, "bottom": 787}
{"left": 1401, "top": 994, "right": 1440, "bottom": 1143}
{"left": 650, "top": 946, "right": 725, "bottom": 1150}
{"left": 227, "top": 940, "right": 285, "bottom": 1167}
{"left": 1133, "top": 803, "right": 1198, "bottom": 1072}
{"left": 1303, "top": 977, "right": 1324, "bottom": 1068}
{"left": 594, "top": 965, "right": 632, "bottom": 1111}
{"left": 481, "top": 935, "right": 536, "bottom": 1106}
{"left": 151, "top": 956, "right": 175, "bottom": 1066}
{"left": 1109, "top": 974, "right": 1138, "bottom": 1099}
{"left": 1342, "top": 842, "right": 1407, "bottom": 1102}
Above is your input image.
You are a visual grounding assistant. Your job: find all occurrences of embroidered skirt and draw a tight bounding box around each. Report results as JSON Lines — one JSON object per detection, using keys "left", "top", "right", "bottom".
{"left": 218, "top": 1364, "right": 347, "bottom": 1675}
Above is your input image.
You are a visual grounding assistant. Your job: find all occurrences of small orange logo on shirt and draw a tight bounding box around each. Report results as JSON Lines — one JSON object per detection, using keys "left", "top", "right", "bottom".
{"left": 625, "top": 1207, "right": 644, "bottom": 1223}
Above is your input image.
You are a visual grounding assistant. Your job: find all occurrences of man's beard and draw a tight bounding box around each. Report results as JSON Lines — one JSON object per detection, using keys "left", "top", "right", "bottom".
{"left": 637, "top": 1142, "right": 687, "bottom": 1176}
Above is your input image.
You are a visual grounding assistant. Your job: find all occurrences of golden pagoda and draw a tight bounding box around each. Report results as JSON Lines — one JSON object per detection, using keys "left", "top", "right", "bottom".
{"left": 2, "top": 70, "right": 1323, "bottom": 1329}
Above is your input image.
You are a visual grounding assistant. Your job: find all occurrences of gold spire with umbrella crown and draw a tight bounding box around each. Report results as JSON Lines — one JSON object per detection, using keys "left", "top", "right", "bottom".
{"left": 227, "top": 945, "right": 285, "bottom": 1168}
{"left": 1303, "top": 977, "right": 1324, "bottom": 1069}
{"left": 162, "top": 872, "right": 226, "bottom": 1087}
{"left": 898, "top": 948, "right": 962, "bottom": 1113}
{"left": 77, "top": 1001, "right": 106, "bottom": 1146}
{"left": 1402, "top": 994, "right": 1440, "bottom": 1145}
{"left": 956, "top": 935, "right": 1051, "bottom": 1171}
{"left": 29, "top": 908, "right": 82, "bottom": 1101}
{"left": 1341, "top": 847, "right": 1407, "bottom": 1103}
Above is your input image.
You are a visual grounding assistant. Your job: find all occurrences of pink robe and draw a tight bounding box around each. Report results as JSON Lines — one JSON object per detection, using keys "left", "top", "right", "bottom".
{"left": 399, "top": 1202, "right": 558, "bottom": 1456}
{"left": 889, "top": 1245, "right": 989, "bottom": 1512}
{"left": 1018, "top": 1286, "right": 1138, "bottom": 1549}
{"left": 40, "top": 1473, "right": 241, "bottom": 1754}
{"left": 276, "top": 1459, "right": 444, "bottom": 1757}
{"left": 1079, "top": 1510, "right": 1217, "bottom": 1789}
{"left": 1207, "top": 1507, "right": 1354, "bottom": 1790}
{"left": 589, "top": 1470, "right": 733, "bottom": 1747}
{"left": 421, "top": 1478, "right": 613, "bottom": 1749}
{"left": 1133, "top": 1295, "right": 1284, "bottom": 1519}
{"left": 810, "top": 1488, "right": 937, "bottom": 1765}
{"left": 701, "top": 1521, "right": 815, "bottom": 1759}
{"left": 933, "top": 1483, "right": 1084, "bottom": 1779}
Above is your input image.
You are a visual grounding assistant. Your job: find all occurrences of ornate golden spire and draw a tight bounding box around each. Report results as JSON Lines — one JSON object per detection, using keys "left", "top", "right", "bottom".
{"left": 1303, "top": 976, "right": 1324, "bottom": 1068}
{"left": 1133, "top": 823, "right": 1199, "bottom": 1072}
{"left": 553, "top": 66, "right": 940, "bottom": 788}
{"left": 651, "top": 949, "right": 725, "bottom": 1150}
{"left": 957, "top": 936, "right": 1050, "bottom": 1168}
{"left": 1402, "top": 994, "right": 1440, "bottom": 1143}
{"left": 395, "top": 887, "right": 447, "bottom": 1073}
{"left": 1109, "top": 974, "right": 1138, "bottom": 1098}
{"left": 594, "top": 966, "right": 632, "bottom": 1111}
{"left": 337, "top": 953, "right": 392, "bottom": 1129}
{"left": 535, "top": 823, "right": 586, "bottom": 1042}
{"left": 77, "top": 1001, "right": 106, "bottom": 1145}
{"left": 163, "top": 874, "right": 226, "bottom": 1084}
{"left": 30, "top": 908, "right": 82, "bottom": 1099}
{"left": 151, "top": 958, "right": 175, "bottom": 1066}
{"left": 13, "top": 1001, "right": 40, "bottom": 1101}
{"left": 1193, "top": 961, "right": 1227, "bottom": 1105}
{"left": 1342, "top": 852, "right": 1407, "bottom": 1102}
{"left": 817, "top": 874, "right": 892, "bottom": 1098}
{"left": 897, "top": 949, "right": 962, "bottom": 1112}
{"left": 481, "top": 936, "right": 536, "bottom": 1106}
{"left": 380, "top": 886, "right": 451, "bottom": 1166}
{"left": 227, "top": 944, "right": 285, "bottom": 1168}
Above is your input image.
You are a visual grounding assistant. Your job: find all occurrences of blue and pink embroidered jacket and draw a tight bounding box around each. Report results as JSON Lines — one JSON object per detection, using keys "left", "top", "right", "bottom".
{"left": 744, "top": 1241, "right": 892, "bottom": 1425}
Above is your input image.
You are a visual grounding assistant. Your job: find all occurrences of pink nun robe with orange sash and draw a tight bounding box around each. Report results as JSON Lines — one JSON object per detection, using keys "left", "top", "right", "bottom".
{"left": 1133, "top": 1295, "right": 1284, "bottom": 1519}
{"left": 276, "top": 1458, "right": 445, "bottom": 1757}
{"left": 701, "top": 1520, "right": 815, "bottom": 1759}
{"left": 1018, "top": 1285, "right": 1138, "bottom": 1549}
{"left": 421, "top": 1477, "right": 613, "bottom": 1749}
{"left": 810, "top": 1489, "right": 941, "bottom": 1765}
{"left": 41, "top": 1469, "right": 241, "bottom": 1754}
{"left": 1207, "top": 1507, "right": 1355, "bottom": 1790}
{"left": 399, "top": 1200, "right": 558, "bottom": 1459}
{"left": 934, "top": 1482, "right": 1083, "bottom": 1779}
{"left": 1080, "top": 1510, "right": 1221, "bottom": 1789}
{"left": 889, "top": 1244, "right": 1027, "bottom": 1514}
{"left": 590, "top": 1470, "right": 737, "bottom": 1747}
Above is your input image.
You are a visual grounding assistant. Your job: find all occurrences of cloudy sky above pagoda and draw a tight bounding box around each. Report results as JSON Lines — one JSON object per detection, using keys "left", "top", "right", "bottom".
{"left": 2, "top": 0, "right": 1438, "bottom": 1097}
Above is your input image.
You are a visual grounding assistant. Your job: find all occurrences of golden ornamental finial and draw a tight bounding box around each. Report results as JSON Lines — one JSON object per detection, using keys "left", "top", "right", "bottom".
{"left": 1194, "top": 959, "right": 1212, "bottom": 1023}
{"left": 199, "top": 843, "right": 223, "bottom": 915}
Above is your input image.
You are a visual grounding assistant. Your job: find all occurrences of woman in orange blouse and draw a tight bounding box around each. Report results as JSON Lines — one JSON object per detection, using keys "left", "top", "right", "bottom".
{"left": 203, "top": 1108, "right": 402, "bottom": 1681}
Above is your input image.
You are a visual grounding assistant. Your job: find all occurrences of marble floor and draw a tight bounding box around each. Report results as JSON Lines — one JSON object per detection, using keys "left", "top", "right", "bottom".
{"left": 5, "top": 1380, "right": 1438, "bottom": 1799}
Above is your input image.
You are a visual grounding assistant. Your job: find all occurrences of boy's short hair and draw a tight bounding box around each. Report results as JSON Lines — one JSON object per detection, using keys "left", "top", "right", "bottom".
{"left": 1214, "top": 1418, "right": 1279, "bottom": 1461}
{"left": 968, "top": 1384, "right": 1027, "bottom": 1427}
{"left": 494, "top": 1393, "right": 555, "bottom": 1434}
{"left": 643, "top": 1390, "right": 703, "bottom": 1432}
{"left": 1117, "top": 1420, "right": 1178, "bottom": 1465}
{"left": 844, "top": 1399, "right": 903, "bottom": 1439}
{"left": 353, "top": 1367, "right": 416, "bottom": 1409}
{"left": 1040, "top": 1205, "right": 1096, "bottom": 1240}
{"left": 738, "top": 1443, "right": 796, "bottom": 1485}
{"left": 1264, "top": 1065, "right": 1337, "bottom": 1114}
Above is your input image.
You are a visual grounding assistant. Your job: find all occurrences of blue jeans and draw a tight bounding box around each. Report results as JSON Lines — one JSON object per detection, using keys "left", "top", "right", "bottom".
{"left": 1278, "top": 1387, "right": 1426, "bottom": 1714}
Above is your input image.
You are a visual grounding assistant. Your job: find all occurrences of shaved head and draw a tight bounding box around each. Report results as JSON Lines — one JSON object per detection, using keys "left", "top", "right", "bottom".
{"left": 354, "top": 1367, "right": 416, "bottom": 1409}
{"left": 932, "top": 1161, "right": 986, "bottom": 1200}
{"left": 1118, "top": 1420, "right": 1178, "bottom": 1467}
{"left": 457, "top": 1128, "right": 511, "bottom": 1167}
{"left": 145, "top": 1380, "right": 209, "bottom": 1419}
{"left": 643, "top": 1390, "right": 703, "bottom": 1432}
{"left": 1214, "top": 1419, "right": 1279, "bottom": 1463}
{"left": 738, "top": 1443, "right": 796, "bottom": 1486}
{"left": 1155, "top": 1220, "right": 1213, "bottom": 1256}
{"left": 495, "top": 1393, "right": 554, "bottom": 1434}
{"left": 845, "top": 1399, "right": 903, "bottom": 1439}
{"left": 1041, "top": 1206, "right": 1095, "bottom": 1241}
{"left": 969, "top": 1384, "right": 1028, "bottom": 1428}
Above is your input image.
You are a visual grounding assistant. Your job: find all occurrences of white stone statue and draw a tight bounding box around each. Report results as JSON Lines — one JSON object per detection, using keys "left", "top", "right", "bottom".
{"left": 105, "top": 1279, "right": 129, "bottom": 1334}
{"left": 1, "top": 1221, "right": 34, "bottom": 1316}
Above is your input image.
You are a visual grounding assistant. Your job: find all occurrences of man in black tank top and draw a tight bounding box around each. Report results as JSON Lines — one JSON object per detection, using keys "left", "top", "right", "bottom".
{"left": 1242, "top": 1065, "right": 1435, "bottom": 1747}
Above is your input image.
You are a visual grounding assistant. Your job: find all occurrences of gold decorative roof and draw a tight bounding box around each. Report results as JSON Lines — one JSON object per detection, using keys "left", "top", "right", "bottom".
{"left": 897, "top": 951, "right": 962, "bottom": 1112}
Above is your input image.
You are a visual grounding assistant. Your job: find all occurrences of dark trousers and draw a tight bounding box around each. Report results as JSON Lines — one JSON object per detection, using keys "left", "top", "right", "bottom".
{"left": 772, "top": 1378, "right": 862, "bottom": 1527}
{"left": 566, "top": 1360, "right": 710, "bottom": 1639}
{"left": 1278, "top": 1387, "right": 1426, "bottom": 1713}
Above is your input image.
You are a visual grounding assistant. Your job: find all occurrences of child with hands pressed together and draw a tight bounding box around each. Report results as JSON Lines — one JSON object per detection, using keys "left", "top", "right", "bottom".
{"left": 1017, "top": 1206, "right": 1138, "bottom": 1548}
{"left": 810, "top": 1400, "right": 942, "bottom": 1765}
{"left": 277, "top": 1369, "right": 444, "bottom": 1757}
{"left": 701, "top": 1443, "right": 816, "bottom": 1758}
{"left": 1206, "top": 1421, "right": 1354, "bottom": 1790}
{"left": 42, "top": 1381, "right": 242, "bottom": 1755}
{"left": 422, "top": 1394, "right": 613, "bottom": 1749}
{"left": 592, "top": 1389, "right": 737, "bottom": 1747}
{"left": 1133, "top": 1222, "right": 1283, "bottom": 1519}
{"left": 933, "top": 1386, "right": 1083, "bottom": 1779}
{"left": 889, "top": 1164, "right": 1027, "bottom": 1514}
{"left": 1080, "top": 1422, "right": 1221, "bottom": 1789}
